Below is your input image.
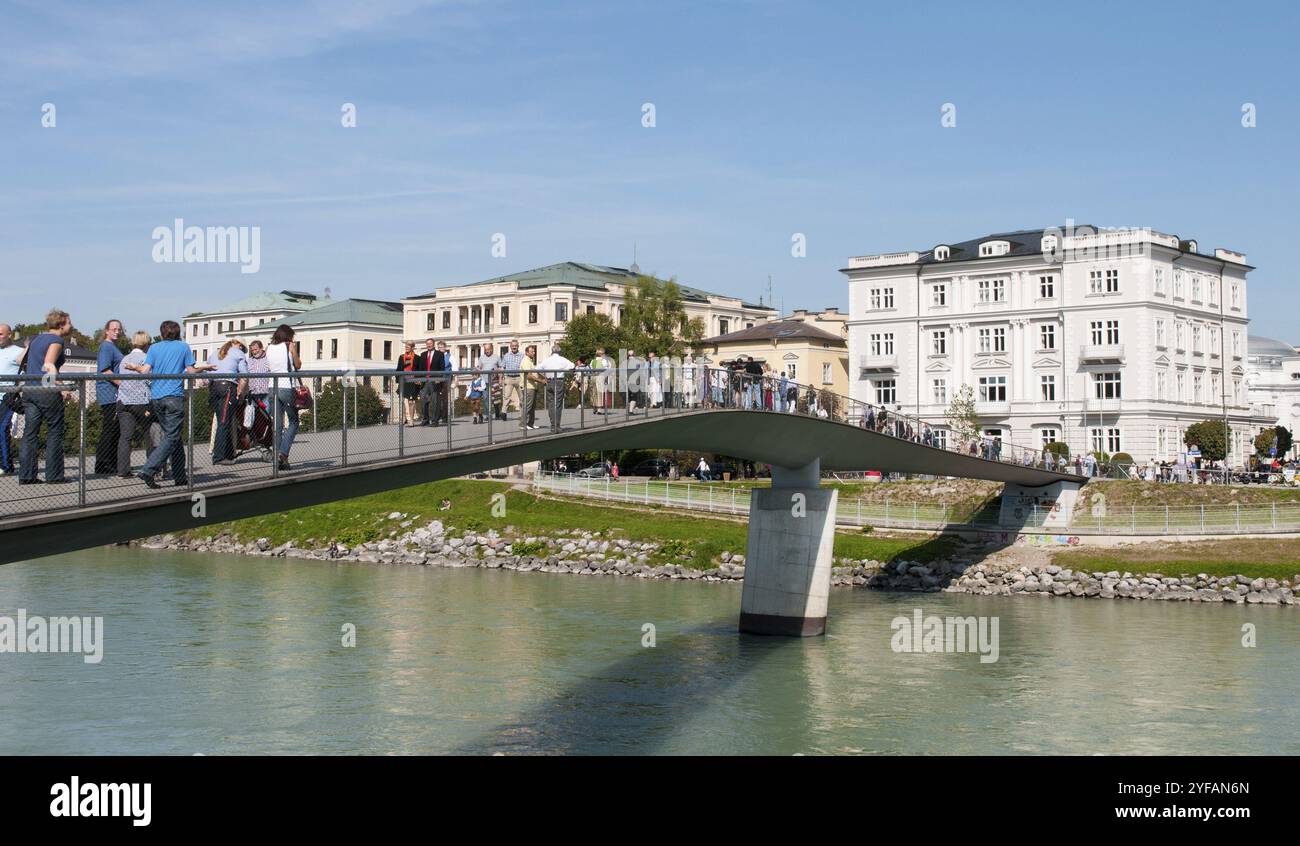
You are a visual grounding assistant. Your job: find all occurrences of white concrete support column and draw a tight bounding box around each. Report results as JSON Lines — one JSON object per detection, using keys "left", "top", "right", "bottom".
{"left": 739, "top": 459, "right": 838, "bottom": 636}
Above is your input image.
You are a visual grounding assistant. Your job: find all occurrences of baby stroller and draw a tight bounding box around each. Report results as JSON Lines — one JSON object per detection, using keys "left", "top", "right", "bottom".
{"left": 236, "top": 395, "right": 275, "bottom": 462}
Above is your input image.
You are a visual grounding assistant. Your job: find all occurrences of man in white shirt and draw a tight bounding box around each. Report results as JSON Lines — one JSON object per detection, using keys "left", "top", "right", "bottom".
{"left": 537, "top": 350, "right": 574, "bottom": 433}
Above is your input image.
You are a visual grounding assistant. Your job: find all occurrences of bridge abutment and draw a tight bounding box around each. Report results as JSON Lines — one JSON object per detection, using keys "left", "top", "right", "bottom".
{"left": 739, "top": 460, "right": 837, "bottom": 637}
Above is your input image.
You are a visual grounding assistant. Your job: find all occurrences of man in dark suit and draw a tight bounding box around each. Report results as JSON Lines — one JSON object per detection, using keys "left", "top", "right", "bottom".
{"left": 416, "top": 339, "right": 441, "bottom": 425}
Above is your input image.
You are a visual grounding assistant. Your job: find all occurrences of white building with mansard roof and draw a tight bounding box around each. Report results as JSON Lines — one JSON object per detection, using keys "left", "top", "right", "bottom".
{"left": 844, "top": 224, "right": 1273, "bottom": 464}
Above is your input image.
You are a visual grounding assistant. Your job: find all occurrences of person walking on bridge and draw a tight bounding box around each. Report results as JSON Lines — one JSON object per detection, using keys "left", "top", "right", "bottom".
{"left": 0, "top": 323, "right": 23, "bottom": 476}
{"left": 538, "top": 348, "right": 575, "bottom": 434}
{"left": 114, "top": 331, "right": 155, "bottom": 479}
{"left": 520, "top": 344, "right": 542, "bottom": 430}
{"left": 500, "top": 340, "right": 525, "bottom": 423}
{"left": 93, "top": 319, "right": 125, "bottom": 476}
{"left": 265, "top": 324, "right": 302, "bottom": 472}
{"left": 17, "top": 309, "right": 74, "bottom": 485}
{"left": 136, "top": 320, "right": 210, "bottom": 488}
{"left": 208, "top": 339, "right": 248, "bottom": 466}
{"left": 395, "top": 341, "right": 420, "bottom": 425}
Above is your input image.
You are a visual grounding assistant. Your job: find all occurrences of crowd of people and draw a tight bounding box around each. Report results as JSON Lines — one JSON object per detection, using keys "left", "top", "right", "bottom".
{"left": 0, "top": 309, "right": 311, "bottom": 488}
{"left": 3, "top": 314, "right": 1283, "bottom": 491}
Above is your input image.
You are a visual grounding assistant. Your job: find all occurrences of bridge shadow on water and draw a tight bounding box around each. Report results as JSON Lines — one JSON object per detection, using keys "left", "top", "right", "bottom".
{"left": 452, "top": 614, "right": 825, "bottom": 756}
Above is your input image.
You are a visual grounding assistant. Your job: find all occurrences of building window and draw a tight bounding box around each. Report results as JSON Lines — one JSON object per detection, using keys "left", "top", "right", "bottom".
{"left": 1089, "top": 270, "right": 1103, "bottom": 294}
{"left": 786, "top": 363, "right": 796, "bottom": 380}
{"left": 1158, "top": 428, "right": 1168, "bottom": 456}
{"left": 1209, "top": 279, "right": 1219, "bottom": 305}
{"left": 1232, "top": 331, "right": 1242, "bottom": 358}
{"left": 383, "top": 341, "right": 392, "bottom": 360}
{"left": 316, "top": 339, "right": 323, "bottom": 359}
{"left": 1154, "top": 267, "right": 1165, "bottom": 295}
{"left": 1233, "top": 377, "right": 1242, "bottom": 405}
{"left": 1039, "top": 323, "right": 1055, "bottom": 350}
{"left": 931, "top": 283, "right": 947, "bottom": 307}
{"left": 932, "top": 378, "right": 947, "bottom": 404}
{"left": 869, "top": 287, "right": 895, "bottom": 310}
{"left": 978, "top": 376, "right": 1007, "bottom": 403}
{"left": 1191, "top": 276, "right": 1202, "bottom": 302}
{"left": 1039, "top": 275, "right": 1054, "bottom": 298}
{"left": 1094, "top": 372, "right": 1122, "bottom": 399}
{"left": 1211, "top": 373, "right": 1221, "bottom": 402}
{"left": 719, "top": 318, "right": 729, "bottom": 335}
{"left": 1090, "top": 269, "right": 1119, "bottom": 294}
{"left": 869, "top": 332, "right": 895, "bottom": 355}
{"left": 1231, "top": 283, "right": 1241, "bottom": 309}
{"left": 330, "top": 339, "right": 338, "bottom": 359}
{"left": 1209, "top": 326, "right": 1219, "bottom": 356}
{"left": 426, "top": 314, "right": 435, "bottom": 331}
{"left": 1091, "top": 427, "right": 1122, "bottom": 454}
{"left": 1174, "top": 272, "right": 1184, "bottom": 299}
{"left": 442, "top": 311, "right": 451, "bottom": 330}
{"left": 1155, "top": 318, "right": 1166, "bottom": 349}
{"left": 555, "top": 302, "right": 569, "bottom": 322}
{"left": 978, "top": 327, "right": 1006, "bottom": 354}
{"left": 363, "top": 339, "right": 373, "bottom": 359}
{"left": 528, "top": 304, "right": 539, "bottom": 324}
{"left": 1105, "top": 320, "right": 1120, "bottom": 345}
{"left": 500, "top": 306, "right": 510, "bottom": 325}
{"left": 1040, "top": 428, "right": 1059, "bottom": 448}
{"left": 1193, "top": 373, "right": 1203, "bottom": 403}
{"left": 931, "top": 330, "right": 947, "bottom": 355}
{"left": 822, "top": 362, "right": 833, "bottom": 384}
{"left": 977, "top": 278, "right": 1005, "bottom": 303}
{"left": 875, "top": 379, "right": 897, "bottom": 405}
{"left": 217, "top": 321, "right": 223, "bottom": 333}
{"left": 1176, "top": 322, "right": 1186, "bottom": 351}
{"left": 1040, "top": 374, "right": 1056, "bottom": 401}
{"left": 1156, "top": 370, "right": 1167, "bottom": 400}
{"left": 1106, "top": 269, "right": 1119, "bottom": 293}
{"left": 1192, "top": 325, "right": 1203, "bottom": 355}
{"left": 1177, "top": 372, "right": 1186, "bottom": 401}
{"left": 932, "top": 429, "right": 949, "bottom": 449}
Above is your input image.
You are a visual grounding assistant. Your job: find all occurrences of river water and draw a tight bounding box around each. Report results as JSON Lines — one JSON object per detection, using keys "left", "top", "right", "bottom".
{"left": 2, "top": 548, "right": 1297, "bottom": 755}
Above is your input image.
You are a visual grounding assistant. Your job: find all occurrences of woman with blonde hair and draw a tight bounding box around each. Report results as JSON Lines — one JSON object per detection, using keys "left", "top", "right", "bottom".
{"left": 115, "top": 331, "right": 155, "bottom": 478}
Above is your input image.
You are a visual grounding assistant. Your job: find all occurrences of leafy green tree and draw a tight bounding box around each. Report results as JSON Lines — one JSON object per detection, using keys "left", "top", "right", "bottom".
{"left": 1184, "top": 419, "right": 1230, "bottom": 462}
{"left": 1043, "top": 441, "right": 1070, "bottom": 462}
{"left": 556, "top": 312, "right": 626, "bottom": 362}
{"left": 621, "top": 274, "right": 693, "bottom": 357}
{"left": 1254, "top": 425, "right": 1292, "bottom": 459}
{"left": 945, "top": 383, "right": 979, "bottom": 444}
{"left": 302, "top": 380, "right": 386, "bottom": 431}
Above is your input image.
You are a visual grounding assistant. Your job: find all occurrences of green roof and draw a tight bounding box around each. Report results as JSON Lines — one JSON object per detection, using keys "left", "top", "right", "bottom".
{"left": 412, "top": 262, "right": 774, "bottom": 311}
{"left": 274, "top": 299, "right": 403, "bottom": 328}
{"left": 195, "top": 289, "right": 332, "bottom": 317}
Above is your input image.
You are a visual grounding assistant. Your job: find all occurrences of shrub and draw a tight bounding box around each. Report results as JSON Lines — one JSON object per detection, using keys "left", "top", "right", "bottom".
{"left": 1110, "top": 452, "right": 1134, "bottom": 467}
{"left": 1043, "top": 441, "right": 1071, "bottom": 461}
{"left": 301, "top": 380, "right": 385, "bottom": 431}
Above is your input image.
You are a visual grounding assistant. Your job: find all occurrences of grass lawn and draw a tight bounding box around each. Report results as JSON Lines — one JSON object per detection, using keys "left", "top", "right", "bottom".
{"left": 188, "top": 478, "right": 958, "bottom": 569}
{"left": 1053, "top": 539, "right": 1300, "bottom": 581}
{"left": 1074, "top": 479, "right": 1300, "bottom": 515}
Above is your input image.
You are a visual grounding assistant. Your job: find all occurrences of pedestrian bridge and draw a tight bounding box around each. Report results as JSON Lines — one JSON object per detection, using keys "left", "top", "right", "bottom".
{"left": 0, "top": 368, "right": 1081, "bottom": 635}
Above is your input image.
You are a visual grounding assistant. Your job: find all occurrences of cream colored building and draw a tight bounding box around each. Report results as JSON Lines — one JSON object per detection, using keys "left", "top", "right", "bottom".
{"left": 401, "top": 261, "right": 776, "bottom": 367}
{"left": 227, "top": 298, "right": 404, "bottom": 405}
{"left": 184, "top": 289, "right": 333, "bottom": 364}
{"left": 698, "top": 311, "right": 850, "bottom": 395}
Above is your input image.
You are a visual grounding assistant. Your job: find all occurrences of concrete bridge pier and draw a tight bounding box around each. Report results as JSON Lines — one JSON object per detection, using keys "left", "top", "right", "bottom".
{"left": 739, "top": 459, "right": 838, "bottom": 636}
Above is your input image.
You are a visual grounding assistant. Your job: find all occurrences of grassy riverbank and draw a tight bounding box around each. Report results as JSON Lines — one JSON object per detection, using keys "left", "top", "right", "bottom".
{"left": 1072, "top": 479, "right": 1300, "bottom": 516}
{"left": 1052, "top": 539, "right": 1300, "bottom": 581}
{"left": 186, "top": 478, "right": 958, "bottom": 569}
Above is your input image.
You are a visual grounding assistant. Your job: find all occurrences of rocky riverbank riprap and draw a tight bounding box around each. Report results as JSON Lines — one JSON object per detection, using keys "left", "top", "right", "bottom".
{"left": 133, "top": 515, "right": 1300, "bottom": 606}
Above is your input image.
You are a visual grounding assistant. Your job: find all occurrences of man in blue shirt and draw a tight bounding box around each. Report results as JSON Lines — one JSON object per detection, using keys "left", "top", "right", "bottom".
{"left": 136, "top": 320, "right": 210, "bottom": 489}
{"left": 94, "top": 319, "right": 125, "bottom": 475}
{"left": 207, "top": 340, "right": 248, "bottom": 465}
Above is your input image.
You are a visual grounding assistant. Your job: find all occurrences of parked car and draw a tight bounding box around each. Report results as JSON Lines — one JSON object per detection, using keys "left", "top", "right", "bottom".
{"left": 575, "top": 464, "right": 610, "bottom": 478}
{"left": 628, "top": 458, "right": 672, "bottom": 478}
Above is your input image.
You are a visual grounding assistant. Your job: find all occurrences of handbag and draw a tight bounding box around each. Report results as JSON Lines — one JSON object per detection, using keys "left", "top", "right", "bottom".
{"left": 284, "top": 343, "right": 312, "bottom": 408}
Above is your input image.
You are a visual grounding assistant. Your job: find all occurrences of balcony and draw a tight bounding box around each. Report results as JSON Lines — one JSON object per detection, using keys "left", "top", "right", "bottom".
{"left": 1079, "top": 343, "right": 1125, "bottom": 363}
{"left": 859, "top": 353, "right": 898, "bottom": 372}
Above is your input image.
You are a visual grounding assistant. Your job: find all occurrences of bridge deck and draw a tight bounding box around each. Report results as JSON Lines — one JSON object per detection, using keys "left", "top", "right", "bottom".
{"left": 1, "top": 401, "right": 1081, "bottom": 565}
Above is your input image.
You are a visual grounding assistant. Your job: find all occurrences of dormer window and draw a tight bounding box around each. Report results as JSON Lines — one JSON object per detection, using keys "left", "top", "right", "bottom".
{"left": 978, "top": 240, "right": 1010, "bottom": 257}
{"left": 934, "top": 245, "right": 950, "bottom": 261}
{"left": 1040, "top": 234, "right": 1059, "bottom": 255}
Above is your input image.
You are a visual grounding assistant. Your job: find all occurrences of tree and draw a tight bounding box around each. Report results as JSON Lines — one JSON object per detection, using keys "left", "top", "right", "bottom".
{"left": 1184, "top": 419, "right": 1229, "bottom": 463}
{"left": 1254, "top": 425, "right": 1292, "bottom": 459}
{"left": 556, "top": 312, "right": 626, "bottom": 362}
{"left": 303, "top": 380, "right": 386, "bottom": 431}
{"left": 11, "top": 322, "right": 95, "bottom": 350}
{"left": 945, "top": 384, "right": 979, "bottom": 445}
{"left": 621, "top": 274, "right": 693, "bottom": 357}
{"left": 1043, "top": 441, "right": 1070, "bottom": 462}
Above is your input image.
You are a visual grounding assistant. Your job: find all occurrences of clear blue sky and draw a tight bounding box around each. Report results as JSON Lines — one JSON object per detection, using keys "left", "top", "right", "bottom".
{"left": 2, "top": 0, "right": 1297, "bottom": 339}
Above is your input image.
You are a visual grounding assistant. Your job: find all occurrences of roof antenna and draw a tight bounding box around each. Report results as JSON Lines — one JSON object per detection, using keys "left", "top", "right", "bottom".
{"left": 629, "top": 242, "right": 640, "bottom": 276}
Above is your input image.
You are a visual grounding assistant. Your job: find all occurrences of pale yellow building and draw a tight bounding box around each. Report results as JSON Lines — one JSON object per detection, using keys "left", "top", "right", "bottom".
{"left": 401, "top": 261, "right": 776, "bottom": 367}
{"left": 697, "top": 310, "right": 850, "bottom": 395}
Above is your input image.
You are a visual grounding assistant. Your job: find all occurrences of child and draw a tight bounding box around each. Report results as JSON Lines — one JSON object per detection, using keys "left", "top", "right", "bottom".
{"left": 468, "top": 371, "right": 487, "bottom": 423}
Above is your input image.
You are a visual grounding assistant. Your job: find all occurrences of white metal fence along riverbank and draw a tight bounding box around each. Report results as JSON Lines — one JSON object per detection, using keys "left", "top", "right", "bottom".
{"left": 531, "top": 472, "right": 1300, "bottom": 535}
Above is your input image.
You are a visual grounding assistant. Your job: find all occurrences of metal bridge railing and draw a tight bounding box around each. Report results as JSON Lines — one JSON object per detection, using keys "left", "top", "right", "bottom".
{"left": 0, "top": 363, "right": 1067, "bottom": 523}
